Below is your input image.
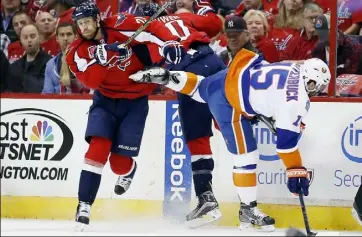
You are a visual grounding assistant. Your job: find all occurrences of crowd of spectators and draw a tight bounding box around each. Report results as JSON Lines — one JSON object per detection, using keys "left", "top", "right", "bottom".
{"left": 1, "top": 0, "right": 362, "bottom": 97}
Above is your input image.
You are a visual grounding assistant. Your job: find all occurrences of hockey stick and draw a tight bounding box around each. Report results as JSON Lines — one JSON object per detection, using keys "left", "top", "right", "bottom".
{"left": 299, "top": 191, "right": 317, "bottom": 236}
{"left": 255, "top": 114, "right": 276, "bottom": 135}
{"left": 86, "top": 1, "right": 171, "bottom": 67}
{"left": 117, "top": 1, "right": 171, "bottom": 49}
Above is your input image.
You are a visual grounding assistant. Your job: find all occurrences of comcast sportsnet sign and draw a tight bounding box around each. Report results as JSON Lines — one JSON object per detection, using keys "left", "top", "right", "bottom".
{"left": 0, "top": 108, "right": 74, "bottom": 181}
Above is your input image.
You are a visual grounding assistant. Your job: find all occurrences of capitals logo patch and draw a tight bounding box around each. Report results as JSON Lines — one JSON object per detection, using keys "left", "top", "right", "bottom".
{"left": 114, "top": 13, "right": 126, "bottom": 27}
{"left": 87, "top": 45, "right": 96, "bottom": 59}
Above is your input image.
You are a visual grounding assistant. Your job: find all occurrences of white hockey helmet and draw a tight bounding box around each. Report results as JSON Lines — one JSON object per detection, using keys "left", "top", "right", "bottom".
{"left": 301, "top": 58, "right": 331, "bottom": 95}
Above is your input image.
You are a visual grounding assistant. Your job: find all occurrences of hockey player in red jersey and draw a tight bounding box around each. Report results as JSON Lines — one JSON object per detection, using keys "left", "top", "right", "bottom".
{"left": 135, "top": 0, "right": 226, "bottom": 226}
{"left": 65, "top": 2, "right": 185, "bottom": 230}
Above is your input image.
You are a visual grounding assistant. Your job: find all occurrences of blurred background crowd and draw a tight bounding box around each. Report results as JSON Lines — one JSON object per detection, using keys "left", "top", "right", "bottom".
{"left": 1, "top": 0, "right": 362, "bottom": 97}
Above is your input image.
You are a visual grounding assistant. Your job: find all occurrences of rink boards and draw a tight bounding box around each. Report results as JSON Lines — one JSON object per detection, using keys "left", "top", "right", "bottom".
{"left": 0, "top": 98, "right": 361, "bottom": 231}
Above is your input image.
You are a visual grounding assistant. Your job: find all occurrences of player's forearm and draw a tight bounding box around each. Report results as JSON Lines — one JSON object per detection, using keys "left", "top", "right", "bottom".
{"left": 277, "top": 149, "right": 303, "bottom": 169}
{"left": 165, "top": 71, "right": 203, "bottom": 95}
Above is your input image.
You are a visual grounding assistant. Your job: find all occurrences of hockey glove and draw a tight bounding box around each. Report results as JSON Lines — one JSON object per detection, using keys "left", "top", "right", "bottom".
{"left": 129, "top": 67, "right": 182, "bottom": 86}
{"left": 93, "top": 44, "right": 109, "bottom": 66}
{"left": 286, "top": 167, "right": 310, "bottom": 196}
{"left": 161, "top": 41, "right": 186, "bottom": 65}
{"left": 104, "top": 43, "right": 132, "bottom": 62}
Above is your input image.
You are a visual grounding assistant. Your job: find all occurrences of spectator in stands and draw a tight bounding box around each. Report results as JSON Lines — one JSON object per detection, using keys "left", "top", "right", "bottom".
{"left": 244, "top": 9, "right": 279, "bottom": 62}
{"left": 1, "top": 33, "right": 10, "bottom": 56}
{"left": 234, "top": 0, "right": 262, "bottom": 17}
{"left": 174, "top": 0, "right": 194, "bottom": 12}
{"left": 129, "top": 0, "right": 164, "bottom": 15}
{"left": 0, "top": 50, "right": 9, "bottom": 92}
{"left": 35, "top": 11, "right": 60, "bottom": 56}
{"left": 312, "top": 14, "right": 362, "bottom": 76}
{"left": 262, "top": 0, "right": 279, "bottom": 16}
{"left": 268, "top": 0, "right": 307, "bottom": 56}
{"left": 47, "top": 0, "right": 75, "bottom": 24}
{"left": 43, "top": 22, "right": 89, "bottom": 94}
{"left": 314, "top": 0, "right": 362, "bottom": 35}
{"left": 1, "top": 0, "right": 21, "bottom": 42}
{"left": 7, "top": 11, "right": 32, "bottom": 63}
{"left": 24, "top": 0, "right": 49, "bottom": 21}
{"left": 220, "top": 15, "right": 259, "bottom": 66}
{"left": 280, "top": 1, "right": 323, "bottom": 63}
{"left": 6, "top": 24, "right": 51, "bottom": 93}
{"left": 209, "top": 14, "right": 227, "bottom": 56}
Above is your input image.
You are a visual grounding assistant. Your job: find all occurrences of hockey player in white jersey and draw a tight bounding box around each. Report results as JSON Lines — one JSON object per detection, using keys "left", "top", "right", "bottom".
{"left": 129, "top": 49, "right": 331, "bottom": 231}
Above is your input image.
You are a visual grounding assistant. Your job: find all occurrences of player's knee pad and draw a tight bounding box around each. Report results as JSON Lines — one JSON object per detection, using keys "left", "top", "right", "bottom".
{"left": 187, "top": 136, "right": 212, "bottom": 155}
{"left": 232, "top": 150, "right": 258, "bottom": 187}
{"left": 109, "top": 153, "right": 135, "bottom": 175}
{"left": 84, "top": 137, "right": 112, "bottom": 174}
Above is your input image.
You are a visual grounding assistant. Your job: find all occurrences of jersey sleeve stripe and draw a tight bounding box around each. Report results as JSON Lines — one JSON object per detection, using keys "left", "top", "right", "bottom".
{"left": 224, "top": 49, "right": 259, "bottom": 116}
{"left": 180, "top": 72, "right": 199, "bottom": 94}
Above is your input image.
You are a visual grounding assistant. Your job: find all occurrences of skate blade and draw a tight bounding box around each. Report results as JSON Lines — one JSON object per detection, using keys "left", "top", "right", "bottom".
{"left": 186, "top": 209, "right": 222, "bottom": 229}
{"left": 74, "top": 222, "right": 87, "bottom": 232}
{"left": 239, "top": 222, "right": 275, "bottom": 232}
{"left": 351, "top": 208, "right": 362, "bottom": 226}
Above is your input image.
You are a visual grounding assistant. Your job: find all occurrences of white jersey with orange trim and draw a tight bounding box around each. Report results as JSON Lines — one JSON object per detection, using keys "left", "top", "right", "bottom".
{"left": 164, "top": 49, "right": 310, "bottom": 168}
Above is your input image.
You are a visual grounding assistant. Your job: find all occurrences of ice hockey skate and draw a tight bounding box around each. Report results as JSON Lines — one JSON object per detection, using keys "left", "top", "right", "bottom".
{"left": 352, "top": 201, "right": 362, "bottom": 226}
{"left": 75, "top": 201, "right": 91, "bottom": 231}
{"left": 114, "top": 162, "right": 137, "bottom": 195}
{"left": 238, "top": 201, "right": 275, "bottom": 232}
{"left": 185, "top": 191, "right": 222, "bottom": 228}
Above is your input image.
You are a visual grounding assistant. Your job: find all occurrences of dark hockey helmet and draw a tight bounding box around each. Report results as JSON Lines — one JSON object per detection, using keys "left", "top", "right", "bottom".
{"left": 72, "top": 1, "right": 100, "bottom": 23}
{"left": 139, "top": 2, "right": 168, "bottom": 17}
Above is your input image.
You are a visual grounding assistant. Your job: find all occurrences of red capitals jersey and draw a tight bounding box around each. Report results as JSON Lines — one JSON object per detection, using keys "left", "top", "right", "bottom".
{"left": 8, "top": 41, "right": 24, "bottom": 64}
{"left": 267, "top": 27, "right": 301, "bottom": 57}
{"left": 314, "top": 0, "right": 362, "bottom": 32}
{"left": 41, "top": 35, "right": 61, "bottom": 57}
{"left": 57, "top": 8, "right": 74, "bottom": 24}
{"left": 149, "top": 11, "right": 223, "bottom": 63}
{"left": 66, "top": 13, "right": 179, "bottom": 99}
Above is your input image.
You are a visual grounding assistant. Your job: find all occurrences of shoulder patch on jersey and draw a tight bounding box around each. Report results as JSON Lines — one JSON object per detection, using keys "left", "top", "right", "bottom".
{"left": 305, "top": 100, "right": 310, "bottom": 111}
{"left": 87, "top": 45, "right": 96, "bottom": 59}
{"left": 114, "top": 13, "right": 127, "bottom": 27}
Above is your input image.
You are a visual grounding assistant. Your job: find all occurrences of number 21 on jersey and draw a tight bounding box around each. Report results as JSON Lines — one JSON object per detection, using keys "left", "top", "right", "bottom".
{"left": 165, "top": 20, "right": 191, "bottom": 41}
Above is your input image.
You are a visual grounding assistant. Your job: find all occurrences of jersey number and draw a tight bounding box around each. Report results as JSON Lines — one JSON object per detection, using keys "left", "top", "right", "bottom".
{"left": 250, "top": 68, "right": 289, "bottom": 90}
{"left": 165, "top": 20, "right": 191, "bottom": 41}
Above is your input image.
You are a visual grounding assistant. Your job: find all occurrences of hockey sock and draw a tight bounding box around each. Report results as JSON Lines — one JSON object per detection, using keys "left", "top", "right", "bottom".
{"left": 192, "top": 158, "right": 214, "bottom": 196}
{"left": 78, "top": 170, "right": 101, "bottom": 205}
{"left": 188, "top": 137, "right": 214, "bottom": 196}
{"left": 355, "top": 184, "right": 362, "bottom": 212}
{"left": 232, "top": 151, "right": 258, "bottom": 205}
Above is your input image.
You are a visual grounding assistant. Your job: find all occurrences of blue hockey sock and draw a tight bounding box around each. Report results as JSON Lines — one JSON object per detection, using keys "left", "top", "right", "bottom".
{"left": 78, "top": 170, "right": 101, "bottom": 205}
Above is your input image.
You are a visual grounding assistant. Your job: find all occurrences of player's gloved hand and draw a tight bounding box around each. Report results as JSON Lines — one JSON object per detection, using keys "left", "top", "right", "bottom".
{"left": 93, "top": 44, "right": 109, "bottom": 66}
{"left": 130, "top": 67, "right": 171, "bottom": 85}
{"left": 286, "top": 167, "right": 310, "bottom": 196}
{"left": 161, "top": 41, "right": 186, "bottom": 65}
{"left": 104, "top": 43, "right": 132, "bottom": 61}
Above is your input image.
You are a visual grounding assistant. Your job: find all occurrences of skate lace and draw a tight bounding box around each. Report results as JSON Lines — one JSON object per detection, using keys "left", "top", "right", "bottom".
{"left": 79, "top": 202, "right": 91, "bottom": 214}
{"left": 251, "top": 207, "right": 267, "bottom": 219}
{"left": 117, "top": 177, "right": 132, "bottom": 188}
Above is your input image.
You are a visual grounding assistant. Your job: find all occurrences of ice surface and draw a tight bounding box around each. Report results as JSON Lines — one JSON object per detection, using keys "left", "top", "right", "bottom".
{"left": 1, "top": 218, "right": 362, "bottom": 236}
